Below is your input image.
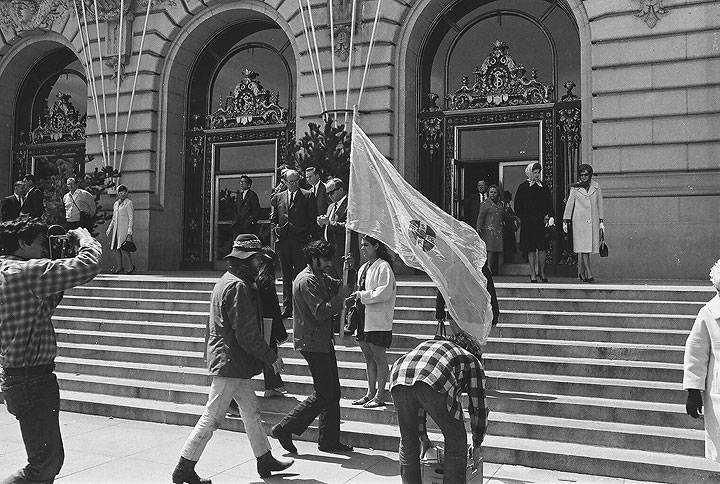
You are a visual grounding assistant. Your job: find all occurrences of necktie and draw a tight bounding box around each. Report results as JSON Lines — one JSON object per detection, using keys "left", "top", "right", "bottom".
{"left": 325, "top": 202, "right": 337, "bottom": 241}
{"left": 289, "top": 191, "right": 294, "bottom": 207}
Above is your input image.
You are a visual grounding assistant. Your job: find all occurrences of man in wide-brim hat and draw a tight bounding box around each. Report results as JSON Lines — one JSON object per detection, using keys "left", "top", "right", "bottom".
{"left": 172, "top": 234, "right": 294, "bottom": 482}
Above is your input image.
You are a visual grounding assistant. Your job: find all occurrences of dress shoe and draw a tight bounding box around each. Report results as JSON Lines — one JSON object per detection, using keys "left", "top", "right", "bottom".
{"left": 318, "top": 442, "right": 353, "bottom": 453}
{"left": 271, "top": 424, "right": 297, "bottom": 454}
{"left": 171, "top": 457, "right": 211, "bottom": 484}
{"left": 256, "top": 450, "right": 294, "bottom": 478}
{"left": 263, "top": 388, "right": 286, "bottom": 398}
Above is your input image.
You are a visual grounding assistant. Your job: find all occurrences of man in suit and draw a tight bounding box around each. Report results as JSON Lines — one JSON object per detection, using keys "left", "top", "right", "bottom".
{"left": 316, "top": 178, "right": 358, "bottom": 283}
{"left": 270, "top": 169, "right": 317, "bottom": 317}
{"left": 462, "top": 179, "right": 488, "bottom": 227}
{"left": 1, "top": 181, "right": 25, "bottom": 221}
{"left": 21, "top": 174, "right": 44, "bottom": 219}
{"left": 233, "top": 175, "right": 261, "bottom": 236}
{"left": 306, "top": 167, "right": 329, "bottom": 231}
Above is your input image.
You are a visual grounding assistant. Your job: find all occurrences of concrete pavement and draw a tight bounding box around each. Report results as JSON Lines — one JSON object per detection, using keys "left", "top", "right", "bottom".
{"left": 0, "top": 409, "right": 665, "bottom": 483}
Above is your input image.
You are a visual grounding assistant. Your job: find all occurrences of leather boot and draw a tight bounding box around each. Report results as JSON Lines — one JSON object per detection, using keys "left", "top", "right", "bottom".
{"left": 256, "top": 450, "right": 294, "bottom": 478}
{"left": 171, "top": 456, "right": 211, "bottom": 484}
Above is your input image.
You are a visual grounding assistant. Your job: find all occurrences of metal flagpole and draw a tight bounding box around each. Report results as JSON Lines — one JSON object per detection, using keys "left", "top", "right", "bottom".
{"left": 297, "top": 0, "right": 325, "bottom": 114}
{"left": 113, "top": 0, "right": 125, "bottom": 171}
{"left": 92, "top": 0, "right": 111, "bottom": 166}
{"left": 328, "top": 0, "right": 337, "bottom": 120}
{"left": 117, "top": 0, "right": 152, "bottom": 176}
{"left": 356, "top": 0, "right": 381, "bottom": 110}
{"left": 343, "top": 0, "right": 358, "bottom": 125}
{"left": 338, "top": 104, "right": 359, "bottom": 344}
{"left": 305, "top": 0, "right": 328, "bottom": 116}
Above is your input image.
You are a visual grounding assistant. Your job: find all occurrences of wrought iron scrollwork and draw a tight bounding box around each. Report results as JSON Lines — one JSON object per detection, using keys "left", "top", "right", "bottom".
{"left": 419, "top": 93, "right": 443, "bottom": 157}
{"left": 447, "top": 40, "right": 553, "bottom": 110}
{"left": 31, "top": 93, "right": 87, "bottom": 144}
{"left": 207, "top": 69, "right": 288, "bottom": 129}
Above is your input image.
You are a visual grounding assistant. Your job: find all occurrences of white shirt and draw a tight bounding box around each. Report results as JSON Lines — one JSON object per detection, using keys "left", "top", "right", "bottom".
{"left": 63, "top": 189, "right": 95, "bottom": 222}
{"left": 312, "top": 181, "right": 321, "bottom": 197}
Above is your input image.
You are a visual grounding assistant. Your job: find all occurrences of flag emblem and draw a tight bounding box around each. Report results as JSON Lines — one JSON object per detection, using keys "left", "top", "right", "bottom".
{"left": 408, "top": 220, "right": 436, "bottom": 252}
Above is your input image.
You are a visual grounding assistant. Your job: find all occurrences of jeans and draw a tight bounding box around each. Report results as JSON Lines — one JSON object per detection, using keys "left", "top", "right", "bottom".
{"left": 1, "top": 373, "right": 64, "bottom": 484}
{"left": 275, "top": 350, "right": 341, "bottom": 446}
{"left": 392, "top": 383, "right": 467, "bottom": 484}
{"left": 181, "top": 377, "right": 271, "bottom": 460}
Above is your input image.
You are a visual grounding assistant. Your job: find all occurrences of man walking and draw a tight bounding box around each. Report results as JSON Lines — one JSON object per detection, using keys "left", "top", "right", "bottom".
{"left": 271, "top": 169, "right": 316, "bottom": 317}
{"left": 63, "top": 178, "right": 95, "bottom": 230}
{"left": 1, "top": 181, "right": 25, "bottom": 221}
{"left": 0, "top": 217, "right": 102, "bottom": 483}
{"left": 271, "top": 240, "right": 353, "bottom": 454}
{"left": 172, "top": 234, "right": 293, "bottom": 483}
{"left": 233, "top": 175, "right": 261, "bottom": 236}
{"left": 20, "top": 174, "right": 44, "bottom": 219}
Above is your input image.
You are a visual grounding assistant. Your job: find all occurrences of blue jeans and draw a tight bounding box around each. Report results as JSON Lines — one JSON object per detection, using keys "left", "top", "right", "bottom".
{"left": 392, "top": 382, "right": 467, "bottom": 484}
{"left": 1, "top": 373, "right": 64, "bottom": 484}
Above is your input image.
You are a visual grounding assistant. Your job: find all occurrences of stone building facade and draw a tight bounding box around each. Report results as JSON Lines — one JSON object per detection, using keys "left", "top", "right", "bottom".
{"left": 0, "top": 0, "right": 718, "bottom": 279}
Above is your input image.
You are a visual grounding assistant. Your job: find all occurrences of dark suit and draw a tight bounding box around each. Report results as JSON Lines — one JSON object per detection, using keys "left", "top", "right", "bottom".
{"left": 233, "top": 189, "right": 261, "bottom": 236}
{"left": 271, "top": 188, "right": 317, "bottom": 313}
{"left": 323, "top": 196, "right": 359, "bottom": 284}
{"left": 1, "top": 195, "right": 22, "bottom": 221}
{"left": 311, "top": 182, "right": 330, "bottom": 226}
{"left": 462, "top": 193, "right": 487, "bottom": 228}
{"left": 21, "top": 187, "right": 44, "bottom": 219}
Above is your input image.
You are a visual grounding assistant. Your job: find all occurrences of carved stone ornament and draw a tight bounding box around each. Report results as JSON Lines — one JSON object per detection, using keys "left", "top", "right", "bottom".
{"left": 334, "top": 25, "right": 351, "bottom": 61}
{"left": 328, "top": 0, "right": 361, "bottom": 61}
{"left": 0, "top": 0, "right": 69, "bottom": 36}
{"left": 446, "top": 40, "right": 553, "bottom": 110}
{"left": 635, "top": 0, "right": 667, "bottom": 28}
{"left": 207, "top": 69, "right": 288, "bottom": 130}
{"left": 31, "top": 92, "right": 87, "bottom": 144}
{"left": 79, "top": 0, "right": 133, "bottom": 21}
{"left": 419, "top": 93, "right": 442, "bottom": 157}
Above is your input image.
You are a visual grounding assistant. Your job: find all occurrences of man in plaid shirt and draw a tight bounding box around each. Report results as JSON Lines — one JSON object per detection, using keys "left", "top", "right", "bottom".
{"left": 390, "top": 330, "right": 488, "bottom": 484}
{"left": 0, "top": 217, "right": 101, "bottom": 484}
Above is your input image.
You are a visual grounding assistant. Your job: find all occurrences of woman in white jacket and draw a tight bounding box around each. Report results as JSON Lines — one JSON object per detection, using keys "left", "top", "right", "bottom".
{"left": 684, "top": 258, "right": 720, "bottom": 462}
{"left": 106, "top": 184, "right": 135, "bottom": 274}
{"left": 350, "top": 235, "right": 397, "bottom": 408}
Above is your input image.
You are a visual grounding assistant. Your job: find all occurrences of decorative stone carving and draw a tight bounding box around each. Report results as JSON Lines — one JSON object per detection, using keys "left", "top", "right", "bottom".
{"left": 0, "top": 0, "right": 69, "bottom": 36}
{"left": 419, "top": 93, "right": 442, "bottom": 157}
{"left": 635, "top": 0, "right": 667, "bottom": 28}
{"left": 31, "top": 92, "right": 87, "bottom": 144}
{"left": 328, "top": 0, "right": 361, "bottom": 61}
{"left": 446, "top": 40, "right": 553, "bottom": 110}
{"left": 207, "top": 69, "right": 288, "bottom": 130}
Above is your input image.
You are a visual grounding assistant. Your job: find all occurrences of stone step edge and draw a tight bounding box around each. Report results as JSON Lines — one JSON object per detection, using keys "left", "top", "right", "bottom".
{"left": 55, "top": 343, "right": 685, "bottom": 371}
{"left": 54, "top": 328, "right": 204, "bottom": 343}
{"left": 53, "top": 355, "right": 685, "bottom": 392}
{"left": 57, "top": 389, "right": 718, "bottom": 475}
{"left": 55, "top": 372, "right": 703, "bottom": 443}
{"left": 51, "top": 361, "right": 685, "bottom": 415}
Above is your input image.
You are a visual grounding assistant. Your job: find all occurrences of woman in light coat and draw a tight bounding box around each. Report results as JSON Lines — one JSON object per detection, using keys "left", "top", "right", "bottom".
{"left": 476, "top": 185, "right": 505, "bottom": 275}
{"left": 350, "top": 235, "right": 397, "bottom": 408}
{"left": 106, "top": 184, "right": 135, "bottom": 274}
{"left": 684, "top": 259, "right": 720, "bottom": 462}
{"left": 562, "top": 164, "right": 604, "bottom": 282}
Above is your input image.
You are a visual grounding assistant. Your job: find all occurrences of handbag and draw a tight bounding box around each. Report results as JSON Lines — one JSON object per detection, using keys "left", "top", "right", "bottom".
{"left": 599, "top": 228, "right": 608, "bottom": 258}
{"left": 346, "top": 263, "right": 370, "bottom": 332}
{"left": 120, "top": 239, "right": 137, "bottom": 253}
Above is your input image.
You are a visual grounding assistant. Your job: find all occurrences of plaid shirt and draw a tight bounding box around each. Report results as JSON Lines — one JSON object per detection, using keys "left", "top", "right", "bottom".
{"left": 0, "top": 238, "right": 102, "bottom": 369}
{"left": 390, "top": 339, "right": 488, "bottom": 445}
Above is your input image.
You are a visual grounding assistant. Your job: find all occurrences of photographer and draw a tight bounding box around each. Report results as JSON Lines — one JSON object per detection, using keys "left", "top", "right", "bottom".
{"left": 0, "top": 216, "right": 101, "bottom": 483}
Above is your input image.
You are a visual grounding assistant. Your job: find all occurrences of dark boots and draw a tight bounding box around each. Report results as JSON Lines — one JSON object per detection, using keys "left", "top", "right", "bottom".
{"left": 172, "top": 456, "right": 211, "bottom": 484}
{"left": 256, "top": 451, "right": 294, "bottom": 478}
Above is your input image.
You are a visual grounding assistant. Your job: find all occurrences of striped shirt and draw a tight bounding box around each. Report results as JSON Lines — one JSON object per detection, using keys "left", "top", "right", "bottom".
{"left": 390, "top": 339, "right": 488, "bottom": 445}
{"left": 0, "top": 237, "right": 102, "bottom": 369}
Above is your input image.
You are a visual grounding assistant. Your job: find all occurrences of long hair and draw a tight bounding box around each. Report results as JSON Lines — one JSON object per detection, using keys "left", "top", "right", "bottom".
{"left": 363, "top": 234, "right": 394, "bottom": 271}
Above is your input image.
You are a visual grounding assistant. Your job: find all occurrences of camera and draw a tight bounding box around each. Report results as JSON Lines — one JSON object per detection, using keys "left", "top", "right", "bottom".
{"left": 48, "top": 225, "right": 78, "bottom": 259}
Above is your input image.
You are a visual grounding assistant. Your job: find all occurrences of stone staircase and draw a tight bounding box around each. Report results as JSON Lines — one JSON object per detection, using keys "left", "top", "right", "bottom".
{"left": 48, "top": 274, "right": 720, "bottom": 483}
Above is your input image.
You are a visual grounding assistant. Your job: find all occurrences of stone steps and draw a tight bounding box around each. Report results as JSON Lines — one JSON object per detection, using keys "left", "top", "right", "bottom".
{"left": 46, "top": 276, "right": 719, "bottom": 483}
{"left": 56, "top": 389, "right": 720, "bottom": 483}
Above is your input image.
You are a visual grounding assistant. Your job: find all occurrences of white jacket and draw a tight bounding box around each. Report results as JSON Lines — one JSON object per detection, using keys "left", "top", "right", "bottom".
{"left": 358, "top": 258, "right": 396, "bottom": 332}
{"left": 684, "top": 294, "right": 720, "bottom": 462}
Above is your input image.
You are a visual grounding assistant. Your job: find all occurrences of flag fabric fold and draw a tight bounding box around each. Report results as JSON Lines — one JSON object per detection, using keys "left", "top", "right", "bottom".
{"left": 346, "top": 121, "right": 493, "bottom": 343}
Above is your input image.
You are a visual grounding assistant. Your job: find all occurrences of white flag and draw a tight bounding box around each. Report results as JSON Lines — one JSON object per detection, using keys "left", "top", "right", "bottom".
{"left": 347, "top": 122, "right": 493, "bottom": 343}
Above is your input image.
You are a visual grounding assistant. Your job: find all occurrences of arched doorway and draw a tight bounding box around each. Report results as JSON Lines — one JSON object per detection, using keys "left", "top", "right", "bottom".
{"left": 416, "top": 0, "right": 582, "bottom": 273}
{"left": 12, "top": 47, "right": 87, "bottom": 225}
{"left": 183, "top": 21, "right": 295, "bottom": 266}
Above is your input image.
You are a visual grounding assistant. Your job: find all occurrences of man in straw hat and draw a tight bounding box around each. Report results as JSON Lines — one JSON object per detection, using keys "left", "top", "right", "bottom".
{"left": 172, "top": 234, "right": 294, "bottom": 483}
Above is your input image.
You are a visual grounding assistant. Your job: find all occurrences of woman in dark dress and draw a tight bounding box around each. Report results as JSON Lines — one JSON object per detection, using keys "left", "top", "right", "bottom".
{"left": 514, "top": 162, "right": 555, "bottom": 283}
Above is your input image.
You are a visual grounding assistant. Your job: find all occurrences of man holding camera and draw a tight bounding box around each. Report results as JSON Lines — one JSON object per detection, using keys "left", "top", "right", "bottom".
{"left": 0, "top": 217, "right": 102, "bottom": 484}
